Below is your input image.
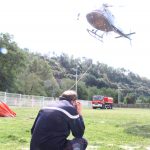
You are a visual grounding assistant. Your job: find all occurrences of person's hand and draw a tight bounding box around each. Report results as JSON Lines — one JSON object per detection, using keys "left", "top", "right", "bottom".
{"left": 74, "top": 101, "right": 82, "bottom": 115}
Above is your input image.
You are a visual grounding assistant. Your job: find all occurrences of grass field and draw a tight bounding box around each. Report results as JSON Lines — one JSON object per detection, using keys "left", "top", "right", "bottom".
{"left": 0, "top": 107, "right": 150, "bottom": 150}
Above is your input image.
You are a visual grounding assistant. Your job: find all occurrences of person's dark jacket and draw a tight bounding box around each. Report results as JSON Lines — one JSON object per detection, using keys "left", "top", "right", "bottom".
{"left": 30, "top": 100, "right": 85, "bottom": 150}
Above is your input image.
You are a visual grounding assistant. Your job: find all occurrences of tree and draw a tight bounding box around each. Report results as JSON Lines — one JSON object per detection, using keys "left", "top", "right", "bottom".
{"left": 0, "top": 33, "right": 27, "bottom": 92}
{"left": 124, "top": 93, "right": 136, "bottom": 104}
{"left": 77, "top": 81, "right": 88, "bottom": 100}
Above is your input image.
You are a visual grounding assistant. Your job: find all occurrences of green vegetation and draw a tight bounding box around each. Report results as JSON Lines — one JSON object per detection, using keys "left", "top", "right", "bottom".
{"left": 0, "top": 107, "right": 150, "bottom": 150}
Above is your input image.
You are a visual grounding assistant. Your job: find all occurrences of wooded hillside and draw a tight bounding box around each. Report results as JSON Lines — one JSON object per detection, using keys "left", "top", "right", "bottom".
{"left": 1, "top": 33, "right": 150, "bottom": 104}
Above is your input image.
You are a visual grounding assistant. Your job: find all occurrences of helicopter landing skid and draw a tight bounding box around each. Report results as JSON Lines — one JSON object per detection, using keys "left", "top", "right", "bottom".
{"left": 87, "top": 29, "right": 103, "bottom": 42}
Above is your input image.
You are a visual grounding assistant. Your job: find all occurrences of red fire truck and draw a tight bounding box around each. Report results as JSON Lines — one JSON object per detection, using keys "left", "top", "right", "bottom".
{"left": 92, "top": 95, "right": 113, "bottom": 109}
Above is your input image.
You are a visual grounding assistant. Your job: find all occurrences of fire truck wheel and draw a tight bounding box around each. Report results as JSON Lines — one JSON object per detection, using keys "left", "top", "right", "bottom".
{"left": 102, "top": 104, "right": 105, "bottom": 109}
{"left": 110, "top": 104, "right": 113, "bottom": 109}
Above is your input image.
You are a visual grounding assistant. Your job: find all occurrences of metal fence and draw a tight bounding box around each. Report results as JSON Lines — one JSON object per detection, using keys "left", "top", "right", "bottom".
{"left": 0, "top": 91, "right": 92, "bottom": 108}
{"left": 1, "top": 91, "right": 150, "bottom": 109}
{"left": 0, "top": 91, "right": 56, "bottom": 107}
{"left": 114, "top": 103, "right": 150, "bottom": 108}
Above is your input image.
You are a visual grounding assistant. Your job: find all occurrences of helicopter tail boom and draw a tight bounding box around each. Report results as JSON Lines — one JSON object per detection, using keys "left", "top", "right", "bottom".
{"left": 112, "top": 25, "right": 133, "bottom": 40}
{"left": 115, "top": 32, "right": 136, "bottom": 39}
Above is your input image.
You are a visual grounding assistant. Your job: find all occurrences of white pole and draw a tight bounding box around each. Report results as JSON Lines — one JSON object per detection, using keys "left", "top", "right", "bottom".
{"left": 118, "top": 86, "right": 122, "bottom": 104}
{"left": 42, "top": 96, "right": 45, "bottom": 107}
{"left": 4, "top": 92, "right": 7, "bottom": 103}
{"left": 75, "top": 66, "right": 78, "bottom": 94}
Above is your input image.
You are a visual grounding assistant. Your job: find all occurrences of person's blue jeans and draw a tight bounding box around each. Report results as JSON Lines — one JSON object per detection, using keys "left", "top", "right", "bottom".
{"left": 64, "top": 138, "right": 88, "bottom": 150}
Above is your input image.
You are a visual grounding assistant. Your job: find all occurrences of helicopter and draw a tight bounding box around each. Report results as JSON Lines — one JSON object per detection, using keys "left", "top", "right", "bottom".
{"left": 86, "top": 3, "right": 135, "bottom": 42}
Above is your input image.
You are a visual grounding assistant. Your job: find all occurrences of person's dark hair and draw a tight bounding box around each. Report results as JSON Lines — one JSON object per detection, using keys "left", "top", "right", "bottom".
{"left": 59, "top": 90, "right": 77, "bottom": 101}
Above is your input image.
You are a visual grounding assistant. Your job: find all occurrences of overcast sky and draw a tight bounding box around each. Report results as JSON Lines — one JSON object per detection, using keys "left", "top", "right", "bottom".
{"left": 1, "top": 0, "right": 150, "bottom": 79}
